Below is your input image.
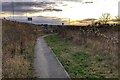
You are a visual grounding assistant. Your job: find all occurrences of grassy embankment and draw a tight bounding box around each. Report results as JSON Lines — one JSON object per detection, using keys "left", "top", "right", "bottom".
{"left": 44, "top": 34, "right": 118, "bottom": 78}
{"left": 2, "top": 20, "right": 44, "bottom": 78}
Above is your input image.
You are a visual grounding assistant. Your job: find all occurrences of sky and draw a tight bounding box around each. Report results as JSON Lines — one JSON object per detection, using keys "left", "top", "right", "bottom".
{"left": 118, "top": 1, "right": 120, "bottom": 16}
{"left": 0, "top": 0, "right": 120, "bottom": 25}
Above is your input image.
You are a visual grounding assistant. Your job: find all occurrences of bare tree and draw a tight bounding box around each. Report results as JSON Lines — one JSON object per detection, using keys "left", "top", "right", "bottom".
{"left": 99, "top": 13, "right": 111, "bottom": 25}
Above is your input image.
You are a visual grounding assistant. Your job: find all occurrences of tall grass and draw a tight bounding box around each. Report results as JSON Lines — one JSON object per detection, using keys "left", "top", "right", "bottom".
{"left": 2, "top": 20, "right": 44, "bottom": 78}
{"left": 57, "top": 26, "right": 119, "bottom": 55}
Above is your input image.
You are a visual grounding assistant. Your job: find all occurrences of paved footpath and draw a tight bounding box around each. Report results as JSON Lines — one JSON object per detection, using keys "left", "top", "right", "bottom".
{"left": 34, "top": 36, "right": 70, "bottom": 78}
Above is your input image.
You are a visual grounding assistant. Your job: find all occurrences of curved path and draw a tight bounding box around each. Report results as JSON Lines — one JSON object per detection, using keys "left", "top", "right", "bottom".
{"left": 34, "top": 35, "right": 70, "bottom": 79}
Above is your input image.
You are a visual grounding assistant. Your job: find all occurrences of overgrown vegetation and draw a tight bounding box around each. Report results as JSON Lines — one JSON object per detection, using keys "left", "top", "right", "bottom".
{"left": 45, "top": 34, "right": 118, "bottom": 78}
{"left": 2, "top": 20, "right": 44, "bottom": 78}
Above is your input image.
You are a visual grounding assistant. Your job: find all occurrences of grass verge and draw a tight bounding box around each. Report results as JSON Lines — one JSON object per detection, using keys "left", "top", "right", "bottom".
{"left": 44, "top": 34, "right": 118, "bottom": 78}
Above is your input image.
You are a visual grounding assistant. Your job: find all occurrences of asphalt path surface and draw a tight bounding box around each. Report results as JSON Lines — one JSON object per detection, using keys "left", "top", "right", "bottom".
{"left": 34, "top": 36, "right": 70, "bottom": 78}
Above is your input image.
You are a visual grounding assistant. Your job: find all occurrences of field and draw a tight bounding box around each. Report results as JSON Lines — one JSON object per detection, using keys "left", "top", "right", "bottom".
{"left": 2, "top": 19, "right": 119, "bottom": 78}
{"left": 45, "top": 25, "right": 119, "bottom": 78}
{"left": 2, "top": 20, "right": 44, "bottom": 78}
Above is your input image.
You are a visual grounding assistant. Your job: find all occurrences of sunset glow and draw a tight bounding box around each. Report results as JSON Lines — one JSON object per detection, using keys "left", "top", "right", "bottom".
{"left": 1, "top": 0, "right": 120, "bottom": 25}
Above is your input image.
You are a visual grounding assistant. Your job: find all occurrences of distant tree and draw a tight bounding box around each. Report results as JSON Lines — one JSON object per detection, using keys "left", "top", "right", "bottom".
{"left": 99, "top": 13, "right": 111, "bottom": 25}
{"left": 62, "top": 23, "right": 64, "bottom": 26}
{"left": 115, "top": 16, "right": 120, "bottom": 22}
{"left": 3, "top": 17, "right": 6, "bottom": 20}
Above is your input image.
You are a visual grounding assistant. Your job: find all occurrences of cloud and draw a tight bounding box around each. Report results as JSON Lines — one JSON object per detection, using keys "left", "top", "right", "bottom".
{"left": 2, "top": 2, "right": 62, "bottom": 13}
{"left": 5, "top": 16, "right": 62, "bottom": 25}
{"left": 1, "top": 0, "right": 37, "bottom": 2}
{"left": 43, "top": 8, "right": 62, "bottom": 11}
{"left": 1, "top": 0, "right": 83, "bottom": 2}
{"left": 57, "top": 0, "right": 83, "bottom": 2}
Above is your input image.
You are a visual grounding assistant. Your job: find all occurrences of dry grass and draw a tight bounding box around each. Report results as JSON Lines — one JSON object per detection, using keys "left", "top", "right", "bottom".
{"left": 59, "top": 28, "right": 118, "bottom": 54}
{"left": 2, "top": 20, "right": 44, "bottom": 78}
{"left": 4, "top": 55, "right": 30, "bottom": 78}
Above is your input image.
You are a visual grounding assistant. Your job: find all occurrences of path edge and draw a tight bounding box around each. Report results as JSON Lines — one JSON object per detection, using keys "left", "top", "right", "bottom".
{"left": 43, "top": 34, "right": 71, "bottom": 79}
